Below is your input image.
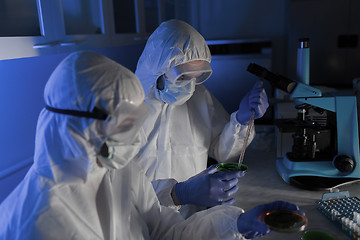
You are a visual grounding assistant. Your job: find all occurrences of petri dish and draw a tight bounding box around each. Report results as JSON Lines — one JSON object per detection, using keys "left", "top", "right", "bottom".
{"left": 301, "top": 230, "right": 336, "bottom": 240}
{"left": 216, "top": 162, "right": 248, "bottom": 173}
{"left": 262, "top": 210, "right": 308, "bottom": 233}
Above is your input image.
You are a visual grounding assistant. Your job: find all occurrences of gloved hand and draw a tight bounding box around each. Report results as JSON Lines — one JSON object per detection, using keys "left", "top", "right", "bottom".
{"left": 236, "top": 80, "right": 269, "bottom": 124}
{"left": 237, "top": 200, "right": 303, "bottom": 239}
{"left": 174, "top": 164, "right": 245, "bottom": 207}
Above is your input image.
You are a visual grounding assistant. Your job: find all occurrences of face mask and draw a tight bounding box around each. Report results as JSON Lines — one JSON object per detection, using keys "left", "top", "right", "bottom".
{"left": 155, "top": 75, "right": 195, "bottom": 105}
{"left": 97, "top": 135, "right": 142, "bottom": 169}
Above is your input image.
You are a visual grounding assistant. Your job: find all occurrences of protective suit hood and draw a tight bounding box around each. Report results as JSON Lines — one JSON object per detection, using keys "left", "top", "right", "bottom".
{"left": 34, "top": 51, "right": 145, "bottom": 183}
{"left": 135, "top": 19, "right": 212, "bottom": 95}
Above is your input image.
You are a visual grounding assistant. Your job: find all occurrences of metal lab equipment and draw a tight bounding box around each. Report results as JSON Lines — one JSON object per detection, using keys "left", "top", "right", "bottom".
{"left": 247, "top": 62, "right": 360, "bottom": 190}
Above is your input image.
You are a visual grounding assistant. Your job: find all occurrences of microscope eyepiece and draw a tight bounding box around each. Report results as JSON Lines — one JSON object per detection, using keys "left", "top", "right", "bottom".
{"left": 247, "top": 63, "right": 297, "bottom": 94}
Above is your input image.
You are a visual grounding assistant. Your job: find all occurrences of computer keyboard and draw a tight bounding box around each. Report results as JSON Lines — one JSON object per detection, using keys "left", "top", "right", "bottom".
{"left": 316, "top": 191, "right": 360, "bottom": 239}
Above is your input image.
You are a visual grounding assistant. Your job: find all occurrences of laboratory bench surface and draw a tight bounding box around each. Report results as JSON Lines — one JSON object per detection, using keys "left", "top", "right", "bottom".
{"left": 234, "top": 148, "right": 360, "bottom": 240}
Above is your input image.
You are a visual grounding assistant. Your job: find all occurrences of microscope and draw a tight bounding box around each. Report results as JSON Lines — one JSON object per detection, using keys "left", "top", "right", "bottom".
{"left": 246, "top": 39, "right": 360, "bottom": 190}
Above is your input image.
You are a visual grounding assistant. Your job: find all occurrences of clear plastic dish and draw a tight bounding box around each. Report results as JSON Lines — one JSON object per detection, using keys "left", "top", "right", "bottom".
{"left": 262, "top": 209, "right": 308, "bottom": 233}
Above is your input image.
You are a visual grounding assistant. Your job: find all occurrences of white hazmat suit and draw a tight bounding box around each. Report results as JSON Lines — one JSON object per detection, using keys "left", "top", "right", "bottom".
{"left": 0, "top": 51, "right": 247, "bottom": 239}
{"left": 134, "top": 19, "right": 255, "bottom": 211}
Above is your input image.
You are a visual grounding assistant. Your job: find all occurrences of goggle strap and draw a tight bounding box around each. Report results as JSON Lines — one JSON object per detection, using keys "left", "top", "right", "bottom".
{"left": 45, "top": 105, "right": 108, "bottom": 120}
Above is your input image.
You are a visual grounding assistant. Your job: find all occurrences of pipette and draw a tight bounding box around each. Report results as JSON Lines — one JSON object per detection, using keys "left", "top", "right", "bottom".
{"left": 238, "top": 111, "right": 255, "bottom": 167}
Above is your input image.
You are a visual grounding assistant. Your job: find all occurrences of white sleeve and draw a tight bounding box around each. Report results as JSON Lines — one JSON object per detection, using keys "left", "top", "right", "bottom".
{"left": 166, "top": 205, "right": 247, "bottom": 240}
{"left": 151, "top": 178, "right": 209, "bottom": 219}
{"left": 210, "top": 111, "right": 255, "bottom": 163}
{"left": 152, "top": 178, "right": 180, "bottom": 209}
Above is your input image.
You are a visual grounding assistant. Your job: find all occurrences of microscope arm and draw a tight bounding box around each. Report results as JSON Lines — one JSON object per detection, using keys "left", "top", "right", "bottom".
{"left": 294, "top": 97, "right": 335, "bottom": 113}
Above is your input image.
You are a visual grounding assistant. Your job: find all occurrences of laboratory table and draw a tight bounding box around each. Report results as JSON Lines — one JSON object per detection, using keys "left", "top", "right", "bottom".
{"left": 234, "top": 143, "right": 360, "bottom": 240}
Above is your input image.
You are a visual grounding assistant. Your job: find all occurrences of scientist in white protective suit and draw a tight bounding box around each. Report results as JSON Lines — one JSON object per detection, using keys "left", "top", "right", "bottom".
{"left": 134, "top": 19, "right": 270, "bottom": 216}
{"left": 0, "top": 51, "right": 302, "bottom": 239}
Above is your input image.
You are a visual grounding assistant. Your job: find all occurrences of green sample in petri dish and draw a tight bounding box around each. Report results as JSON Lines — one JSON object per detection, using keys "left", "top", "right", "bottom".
{"left": 216, "top": 162, "right": 248, "bottom": 173}
{"left": 301, "top": 230, "right": 336, "bottom": 240}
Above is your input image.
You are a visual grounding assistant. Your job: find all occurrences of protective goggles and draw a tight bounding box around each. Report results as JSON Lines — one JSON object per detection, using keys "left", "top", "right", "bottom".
{"left": 164, "top": 61, "right": 212, "bottom": 87}
{"left": 102, "top": 101, "right": 151, "bottom": 143}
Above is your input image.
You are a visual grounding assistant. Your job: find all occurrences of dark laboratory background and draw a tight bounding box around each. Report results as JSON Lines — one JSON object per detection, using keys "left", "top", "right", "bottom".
{"left": 0, "top": 0, "right": 359, "bottom": 203}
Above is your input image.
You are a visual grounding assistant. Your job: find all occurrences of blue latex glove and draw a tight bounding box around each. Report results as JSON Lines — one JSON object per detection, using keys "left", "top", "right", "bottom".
{"left": 174, "top": 164, "right": 245, "bottom": 207}
{"left": 237, "top": 200, "right": 304, "bottom": 239}
{"left": 236, "top": 80, "right": 269, "bottom": 124}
